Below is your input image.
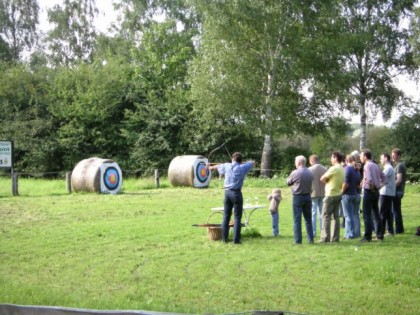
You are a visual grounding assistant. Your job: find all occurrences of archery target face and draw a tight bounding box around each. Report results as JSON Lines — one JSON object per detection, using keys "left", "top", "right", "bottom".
{"left": 193, "top": 158, "right": 211, "bottom": 187}
{"left": 100, "top": 162, "right": 122, "bottom": 194}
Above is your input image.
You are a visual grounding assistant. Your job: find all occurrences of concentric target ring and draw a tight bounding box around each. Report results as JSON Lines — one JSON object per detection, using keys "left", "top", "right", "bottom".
{"left": 195, "top": 161, "right": 210, "bottom": 183}
{"left": 102, "top": 166, "right": 120, "bottom": 190}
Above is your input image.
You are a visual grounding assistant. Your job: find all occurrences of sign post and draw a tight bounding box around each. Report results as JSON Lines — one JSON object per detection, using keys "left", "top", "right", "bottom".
{"left": 0, "top": 140, "right": 13, "bottom": 168}
{"left": 0, "top": 140, "right": 16, "bottom": 195}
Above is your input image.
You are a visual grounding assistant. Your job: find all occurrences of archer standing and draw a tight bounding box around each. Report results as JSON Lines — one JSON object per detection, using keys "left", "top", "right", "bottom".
{"left": 207, "top": 152, "right": 255, "bottom": 244}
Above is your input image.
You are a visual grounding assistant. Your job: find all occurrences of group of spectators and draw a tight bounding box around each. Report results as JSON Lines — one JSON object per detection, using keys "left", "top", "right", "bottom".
{"left": 287, "top": 148, "right": 406, "bottom": 244}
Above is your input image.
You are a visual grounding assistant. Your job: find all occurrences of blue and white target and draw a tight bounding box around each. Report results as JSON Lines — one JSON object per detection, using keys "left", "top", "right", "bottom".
{"left": 193, "top": 158, "right": 211, "bottom": 187}
{"left": 100, "top": 162, "right": 122, "bottom": 194}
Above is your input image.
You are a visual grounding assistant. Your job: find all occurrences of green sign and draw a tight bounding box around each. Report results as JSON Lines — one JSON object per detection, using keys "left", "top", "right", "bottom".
{"left": 0, "top": 140, "right": 13, "bottom": 168}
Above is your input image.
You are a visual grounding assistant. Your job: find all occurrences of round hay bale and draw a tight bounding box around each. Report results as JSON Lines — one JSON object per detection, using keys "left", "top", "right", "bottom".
{"left": 168, "top": 155, "right": 211, "bottom": 188}
{"left": 71, "top": 157, "right": 122, "bottom": 194}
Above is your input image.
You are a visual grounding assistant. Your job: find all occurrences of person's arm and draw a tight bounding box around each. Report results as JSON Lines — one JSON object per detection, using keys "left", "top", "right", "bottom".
{"left": 286, "top": 171, "right": 295, "bottom": 186}
{"left": 363, "top": 163, "right": 372, "bottom": 188}
{"left": 380, "top": 169, "right": 388, "bottom": 188}
{"left": 395, "top": 166, "right": 402, "bottom": 187}
{"left": 206, "top": 163, "right": 219, "bottom": 171}
{"left": 342, "top": 182, "right": 349, "bottom": 194}
{"left": 320, "top": 170, "right": 330, "bottom": 183}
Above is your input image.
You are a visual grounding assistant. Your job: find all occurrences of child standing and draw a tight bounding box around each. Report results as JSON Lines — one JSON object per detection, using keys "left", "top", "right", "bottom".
{"left": 267, "top": 188, "right": 282, "bottom": 236}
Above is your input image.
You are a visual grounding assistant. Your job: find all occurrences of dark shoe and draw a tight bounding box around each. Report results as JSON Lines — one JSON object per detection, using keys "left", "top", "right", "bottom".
{"left": 360, "top": 238, "right": 372, "bottom": 243}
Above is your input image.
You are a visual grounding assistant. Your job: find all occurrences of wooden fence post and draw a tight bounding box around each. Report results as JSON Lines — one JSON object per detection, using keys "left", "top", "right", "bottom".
{"left": 154, "top": 169, "right": 160, "bottom": 188}
{"left": 12, "top": 171, "right": 19, "bottom": 196}
{"left": 66, "top": 171, "right": 72, "bottom": 193}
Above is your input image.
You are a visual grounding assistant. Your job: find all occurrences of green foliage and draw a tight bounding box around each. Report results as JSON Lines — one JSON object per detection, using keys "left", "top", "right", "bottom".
{"left": 411, "top": 7, "right": 420, "bottom": 66}
{"left": 326, "top": 0, "right": 416, "bottom": 149}
{"left": 46, "top": 0, "right": 98, "bottom": 66}
{"left": 308, "top": 117, "right": 354, "bottom": 162}
{"left": 390, "top": 111, "right": 420, "bottom": 171}
{"left": 47, "top": 58, "right": 136, "bottom": 170}
{"left": 0, "top": 0, "right": 39, "bottom": 60}
{"left": 0, "top": 62, "right": 61, "bottom": 172}
{"left": 122, "top": 20, "right": 195, "bottom": 174}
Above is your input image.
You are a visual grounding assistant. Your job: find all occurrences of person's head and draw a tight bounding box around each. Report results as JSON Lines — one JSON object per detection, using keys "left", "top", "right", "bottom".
{"left": 346, "top": 154, "right": 358, "bottom": 169}
{"left": 380, "top": 153, "right": 391, "bottom": 166}
{"left": 391, "top": 148, "right": 402, "bottom": 162}
{"left": 360, "top": 149, "right": 372, "bottom": 164}
{"left": 331, "top": 151, "right": 343, "bottom": 165}
{"left": 272, "top": 188, "right": 281, "bottom": 196}
{"left": 309, "top": 154, "right": 319, "bottom": 165}
{"left": 351, "top": 150, "right": 360, "bottom": 162}
{"left": 295, "top": 155, "right": 307, "bottom": 168}
{"left": 345, "top": 154, "right": 355, "bottom": 164}
{"left": 232, "top": 152, "right": 243, "bottom": 163}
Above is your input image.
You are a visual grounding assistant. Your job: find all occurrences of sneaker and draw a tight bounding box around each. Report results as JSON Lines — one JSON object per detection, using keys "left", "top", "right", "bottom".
{"left": 360, "top": 237, "right": 372, "bottom": 243}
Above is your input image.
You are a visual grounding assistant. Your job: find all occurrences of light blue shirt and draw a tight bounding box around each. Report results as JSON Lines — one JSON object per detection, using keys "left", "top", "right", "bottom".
{"left": 217, "top": 161, "right": 254, "bottom": 190}
{"left": 380, "top": 163, "right": 396, "bottom": 196}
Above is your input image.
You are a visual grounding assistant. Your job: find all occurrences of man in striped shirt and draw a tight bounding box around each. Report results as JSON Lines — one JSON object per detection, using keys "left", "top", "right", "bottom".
{"left": 360, "top": 149, "right": 387, "bottom": 242}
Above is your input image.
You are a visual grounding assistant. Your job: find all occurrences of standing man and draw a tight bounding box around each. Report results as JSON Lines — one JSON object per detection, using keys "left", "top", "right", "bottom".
{"left": 207, "top": 152, "right": 255, "bottom": 244}
{"left": 391, "top": 148, "right": 406, "bottom": 234}
{"left": 360, "top": 149, "right": 387, "bottom": 242}
{"left": 319, "top": 151, "right": 345, "bottom": 243}
{"left": 308, "top": 154, "right": 327, "bottom": 238}
{"left": 286, "top": 155, "right": 314, "bottom": 244}
{"left": 379, "top": 153, "right": 396, "bottom": 236}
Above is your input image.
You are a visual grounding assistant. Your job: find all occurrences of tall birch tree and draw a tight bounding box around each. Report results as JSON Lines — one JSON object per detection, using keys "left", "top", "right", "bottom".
{"left": 188, "top": 1, "right": 334, "bottom": 176}
{"left": 46, "top": 0, "right": 98, "bottom": 66}
{"left": 0, "top": 0, "right": 39, "bottom": 60}
{"left": 335, "top": 0, "right": 416, "bottom": 150}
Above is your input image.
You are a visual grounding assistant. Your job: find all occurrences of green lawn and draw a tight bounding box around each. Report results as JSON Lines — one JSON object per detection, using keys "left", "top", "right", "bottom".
{"left": 1, "top": 177, "right": 419, "bottom": 314}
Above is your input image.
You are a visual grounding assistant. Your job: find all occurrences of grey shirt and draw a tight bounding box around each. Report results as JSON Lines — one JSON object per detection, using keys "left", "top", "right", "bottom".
{"left": 308, "top": 163, "right": 327, "bottom": 198}
{"left": 287, "top": 167, "right": 313, "bottom": 195}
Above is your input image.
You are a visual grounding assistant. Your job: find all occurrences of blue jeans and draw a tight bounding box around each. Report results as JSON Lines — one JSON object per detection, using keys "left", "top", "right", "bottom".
{"left": 271, "top": 212, "right": 279, "bottom": 236}
{"left": 341, "top": 194, "right": 360, "bottom": 239}
{"left": 292, "top": 194, "right": 313, "bottom": 244}
{"left": 380, "top": 195, "right": 394, "bottom": 234}
{"left": 362, "top": 189, "right": 383, "bottom": 240}
{"left": 392, "top": 189, "right": 404, "bottom": 233}
{"left": 223, "top": 190, "right": 243, "bottom": 243}
{"left": 311, "top": 197, "right": 323, "bottom": 237}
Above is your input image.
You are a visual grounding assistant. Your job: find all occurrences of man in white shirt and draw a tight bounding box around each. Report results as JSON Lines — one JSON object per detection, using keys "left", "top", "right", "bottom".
{"left": 379, "top": 153, "right": 395, "bottom": 236}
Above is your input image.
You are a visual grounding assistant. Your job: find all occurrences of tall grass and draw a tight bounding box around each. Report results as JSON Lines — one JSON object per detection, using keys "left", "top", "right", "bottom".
{"left": 1, "top": 176, "right": 419, "bottom": 314}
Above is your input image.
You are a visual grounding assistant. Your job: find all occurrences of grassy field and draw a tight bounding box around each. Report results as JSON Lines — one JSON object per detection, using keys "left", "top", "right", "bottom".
{"left": 1, "top": 176, "right": 419, "bottom": 314}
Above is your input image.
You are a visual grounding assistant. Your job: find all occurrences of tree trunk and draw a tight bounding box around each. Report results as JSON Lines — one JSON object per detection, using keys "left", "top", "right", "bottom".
{"left": 359, "top": 97, "right": 367, "bottom": 150}
{"left": 260, "top": 70, "right": 275, "bottom": 177}
{"left": 260, "top": 133, "right": 273, "bottom": 177}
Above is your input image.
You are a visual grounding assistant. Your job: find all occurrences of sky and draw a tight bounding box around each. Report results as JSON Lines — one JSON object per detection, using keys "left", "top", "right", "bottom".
{"left": 37, "top": 0, "right": 419, "bottom": 126}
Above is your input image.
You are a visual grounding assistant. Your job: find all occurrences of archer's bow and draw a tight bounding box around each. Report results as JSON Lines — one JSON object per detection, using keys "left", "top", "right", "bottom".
{"left": 207, "top": 141, "right": 230, "bottom": 165}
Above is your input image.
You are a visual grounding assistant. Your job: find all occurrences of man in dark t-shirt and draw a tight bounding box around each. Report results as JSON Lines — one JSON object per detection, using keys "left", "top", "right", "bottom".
{"left": 391, "top": 148, "right": 406, "bottom": 234}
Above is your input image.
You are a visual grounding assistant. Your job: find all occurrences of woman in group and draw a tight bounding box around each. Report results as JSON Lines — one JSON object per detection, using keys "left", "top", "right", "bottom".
{"left": 341, "top": 154, "right": 362, "bottom": 239}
